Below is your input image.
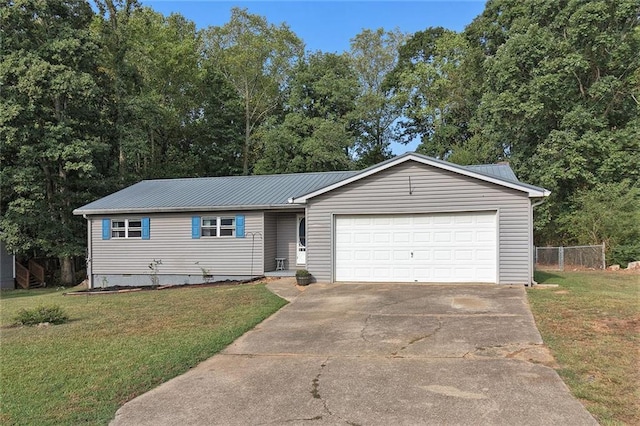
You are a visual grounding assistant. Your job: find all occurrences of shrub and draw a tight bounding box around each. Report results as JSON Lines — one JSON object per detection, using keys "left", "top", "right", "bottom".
{"left": 15, "top": 305, "right": 69, "bottom": 326}
{"left": 295, "top": 269, "right": 310, "bottom": 277}
{"left": 610, "top": 243, "right": 640, "bottom": 268}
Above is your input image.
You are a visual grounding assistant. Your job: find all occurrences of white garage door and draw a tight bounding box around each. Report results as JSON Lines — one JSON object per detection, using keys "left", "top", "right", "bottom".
{"left": 335, "top": 212, "right": 497, "bottom": 283}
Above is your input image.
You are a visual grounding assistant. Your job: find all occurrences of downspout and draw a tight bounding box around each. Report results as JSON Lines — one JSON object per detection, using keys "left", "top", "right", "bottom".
{"left": 531, "top": 199, "right": 546, "bottom": 208}
{"left": 83, "top": 214, "right": 93, "bottom": 289}
{"left": 529, "top": 198, "right": 547, "bottom": 285}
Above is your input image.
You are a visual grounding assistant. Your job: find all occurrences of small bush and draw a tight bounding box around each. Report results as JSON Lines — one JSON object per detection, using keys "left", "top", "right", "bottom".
{"left": 295, "top": 269, "right": 310, "bottom": 277}
{"left": 15, "top": 305, "right": 69, "bottom": 326}
{"left": 609, "top": 243, "right": 640, "bottom": 268}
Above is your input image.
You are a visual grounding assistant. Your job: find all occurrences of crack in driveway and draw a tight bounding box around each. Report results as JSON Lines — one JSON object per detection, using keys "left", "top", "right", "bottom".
{"left": 390, "top": 318, "right": 443, "bottom": 356}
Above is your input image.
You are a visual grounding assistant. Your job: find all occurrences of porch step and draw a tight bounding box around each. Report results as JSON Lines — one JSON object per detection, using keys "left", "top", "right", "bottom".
{"left": 264, "top": 270, "right": 296, "bottom": 277}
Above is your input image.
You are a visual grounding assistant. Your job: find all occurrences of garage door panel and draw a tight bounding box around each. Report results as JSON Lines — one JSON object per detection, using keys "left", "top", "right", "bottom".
{"left": 454, "top": 215, "right": 473, "bottom": 224}
{"left": 392, "top": 217, "right": 411, "bottom": 225}
{"left": 373, "top": 233, "right": 390, "bottom": 243}
{"left": 433, "top": 216, "right": 453, "bottom": 225}
{"left": 354, "top": 251, "right": 370, "bottom": 260}
{"left": 373, "top": 217, "right": 391, "bottom": 225}
{"left": 393, "top": 233, "right": 410, "bottom": 243}
{"left": 335, "top": 212, "right": 496, "bottom": 283}
{"left": 476, "top": 249, "right": 495, "bottom": 260}
{"left": 433, "top": 250, "right": 451, "bottom": 260}
{"left": 393, "top": 250, "right": 410, "bottom": 261}
{"left": 412, "top": 250, "right": 430, "bottom": 260}
{"left": 413, "top": 232, "right": 431, "bottom": 243}
{"left": 455, "top": 231, "right": 473, "bottom": 242}
{"left": 477, "top": 231, "right": 495, "bottom": 242}
{"left": 374, "top": 250, "right": 390, "bottom": 260}
{"left": 434, "top": 232, "right": 451, "bottom": 242}
{"left": 336, "top": 233, "right": 351, "bottom": 244}
{"left": 455, "top": 250, "right": 473, "bottom": 261}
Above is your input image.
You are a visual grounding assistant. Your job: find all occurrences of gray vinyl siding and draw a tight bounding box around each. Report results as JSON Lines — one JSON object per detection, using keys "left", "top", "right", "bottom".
{"left": 90, "top": 211, "right": 264, "bottom": 278}
{"left": 306, "top": 161, "right": 532, "bottom": 284}
{"left": 263, "top": 213, "right": 277, "bottom": 272}
{"left": 0, "top": 241, "right": 14, "bottom": 289}
{"left": 276, "top": 214, "right": 298, "bottom": 269}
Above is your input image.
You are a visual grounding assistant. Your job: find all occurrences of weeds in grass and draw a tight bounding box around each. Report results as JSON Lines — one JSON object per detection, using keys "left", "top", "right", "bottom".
{"left": 528, "top": 271, "right": 639, "bottom": 425}
{"left": 14, "top": 305, "right": 69, "bottom": 326}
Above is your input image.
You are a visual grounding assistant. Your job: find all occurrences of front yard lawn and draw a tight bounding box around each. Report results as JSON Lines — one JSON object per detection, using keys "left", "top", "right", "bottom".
{"left": 0, "top": 283, "right": 287, "bottom": 425}
{"left": 528, "top": 271, "right": 639, "bottom": 425}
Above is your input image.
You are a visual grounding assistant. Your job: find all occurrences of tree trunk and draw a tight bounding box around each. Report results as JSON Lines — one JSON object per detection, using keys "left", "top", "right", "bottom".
{"left": 243, "top": 112, "right": 251, "bottom": 175}
{"left": 59, "top": 257, "right": 75, "bottom": 286}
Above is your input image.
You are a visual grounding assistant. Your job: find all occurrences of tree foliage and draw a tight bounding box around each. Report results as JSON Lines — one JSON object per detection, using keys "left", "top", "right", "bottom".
{"left": 0, "top": 0, "right": 106, "bottom": 283}
{"left": 467, "top": 0, "right": 639, "bottom": 248}
{"left": 254, "top": 52, "right": 357, "bottom": 174}
{"left": 201, "top": 8, "right": 304, "bottom": 175}
{"left": 349, "top": 28, "right": 407, "bottom": 167}
{"left": 2, "top": 0, "right": 639, "bottom": 281}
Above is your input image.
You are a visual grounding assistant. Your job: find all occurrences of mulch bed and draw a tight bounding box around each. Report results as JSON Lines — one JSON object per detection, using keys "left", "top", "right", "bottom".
{"left": 63, "top": 277, "right": 264, "bottom": 296}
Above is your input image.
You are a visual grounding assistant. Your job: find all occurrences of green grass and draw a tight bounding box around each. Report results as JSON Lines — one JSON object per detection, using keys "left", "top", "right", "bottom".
{"left": 0, "top": 283, "right": 287, "bottom": 425}
{"left": 528, "top": 271, "right": 640, "bottom": 425}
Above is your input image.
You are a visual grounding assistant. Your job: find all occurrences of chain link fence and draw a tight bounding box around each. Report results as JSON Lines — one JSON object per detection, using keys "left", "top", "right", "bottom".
{"left": 535, "top": 244, "right": 606, "bottom": 271}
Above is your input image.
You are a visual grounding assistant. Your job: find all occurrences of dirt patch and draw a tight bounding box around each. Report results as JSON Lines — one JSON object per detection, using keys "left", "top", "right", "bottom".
{"left": 465, "top": 343, "right": 558, "bottom": 368}
{"left": 591, "top": 316, "right": 640, "bottom": 334}
{"left": 553, "top": 290, "right": 570, "bottom": 295}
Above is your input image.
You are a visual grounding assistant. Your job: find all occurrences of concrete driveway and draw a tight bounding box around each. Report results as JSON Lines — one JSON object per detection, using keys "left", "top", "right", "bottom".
{"left": 111, "top": 281, "right": 596, "bottom": 425}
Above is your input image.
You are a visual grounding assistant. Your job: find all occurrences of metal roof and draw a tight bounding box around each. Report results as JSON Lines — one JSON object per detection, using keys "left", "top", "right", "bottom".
{"left": 74, "top": 171, "right": 358, "bottom": 215}
{"left": 465, "top": 164, "right": 519, "bottom": 182}
{"left": 74, "top": 153, "right": 548, "bottom": 215}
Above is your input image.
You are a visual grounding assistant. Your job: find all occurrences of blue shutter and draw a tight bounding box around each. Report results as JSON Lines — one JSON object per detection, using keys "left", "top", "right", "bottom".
{"left": 192, "top": 216, "right": 201, "bottom": 239}
{"left": 236, "top": 215, "right": 245, "bottom": 238}
{"left": 142, "top": 217, "right": 150, "bottom": 240}
{"left": 102, "top": 218, "right": 111, "bottom": 240}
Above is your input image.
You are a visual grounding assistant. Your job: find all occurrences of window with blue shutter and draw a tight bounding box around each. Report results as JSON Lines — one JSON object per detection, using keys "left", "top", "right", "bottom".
{"left": 192, "top": 216, "right": 201, "bottom": 239}
{"left": 102, "top": 218, "right": 111, "bottom": 240}
{"left": 236, "top": 215, "right": 245, "bottom": 238}
{"left": 142, "top": 217, "right": 150, "bottom": 240}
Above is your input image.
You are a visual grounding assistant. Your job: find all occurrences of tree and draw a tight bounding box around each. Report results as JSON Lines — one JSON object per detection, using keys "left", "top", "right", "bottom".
{"left": 254, "top": 52, "right": 358, "bottom": 174}
{"left": 349, "top": 28, "right": 407, "bottom": 167}
{"left": 391, "top": 28, "right": 491, "bottom": 164}
{"left": 93, "top": 0, "right": 141, "bottom": 181}
{"left": 201, "top": 8, "right": 304, "bottom": 175}
{"left": 561, "top": 181, "right": 640, "bottom": 266}
{"left": 463, "top": 0, "right": 639, "bottom": 256}
{"left": 0, "top": 0, "right": 106, "bottom": 285}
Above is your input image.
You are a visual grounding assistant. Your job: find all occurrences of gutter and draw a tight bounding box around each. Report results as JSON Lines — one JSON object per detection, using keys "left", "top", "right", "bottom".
{"left": 73, "top": 203, "right": 303, "bottom": 216}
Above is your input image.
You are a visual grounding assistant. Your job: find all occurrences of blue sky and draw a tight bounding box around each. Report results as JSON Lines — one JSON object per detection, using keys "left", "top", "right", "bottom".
{"left": 142, "top": 0, "right": 488, "bottom": 153}
{"left": 144, "top": 1, "right": 487, "bottom": 53}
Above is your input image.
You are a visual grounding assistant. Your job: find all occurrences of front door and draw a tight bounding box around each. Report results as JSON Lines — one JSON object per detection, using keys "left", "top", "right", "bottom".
{"left": 297, "top": 215, "right": 306, "bottom": 265}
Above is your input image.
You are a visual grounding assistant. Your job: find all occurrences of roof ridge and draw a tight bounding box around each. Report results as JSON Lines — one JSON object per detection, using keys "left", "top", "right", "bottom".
{"left": 137, "top": 169, "right": 357, "bottom": 183}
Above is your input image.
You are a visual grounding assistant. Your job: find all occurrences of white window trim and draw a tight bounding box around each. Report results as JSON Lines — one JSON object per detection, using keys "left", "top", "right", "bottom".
{"left": 201, "top": 216, "right": 236, "bottom": 238}
{"left": 111, "top": 219, "right": 142, "bottom": 239}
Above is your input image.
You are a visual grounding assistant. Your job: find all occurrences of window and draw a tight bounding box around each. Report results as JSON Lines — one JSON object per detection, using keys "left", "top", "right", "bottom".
{"left": 112, "top": 219, "right": 142, "bottom": 239}
{"left": 201, "top": 217, "right": 236, "bottom": 237}
{"left": 220, "top": 217, "right": 235, "bottom": 236}
{"left": 201, "top": 218, "right": 217, "bottom": 237}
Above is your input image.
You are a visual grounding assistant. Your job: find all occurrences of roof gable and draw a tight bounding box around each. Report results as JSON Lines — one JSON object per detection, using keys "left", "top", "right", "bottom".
{"left": 291, "top": 153, "right": 549, "bottom": 203}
